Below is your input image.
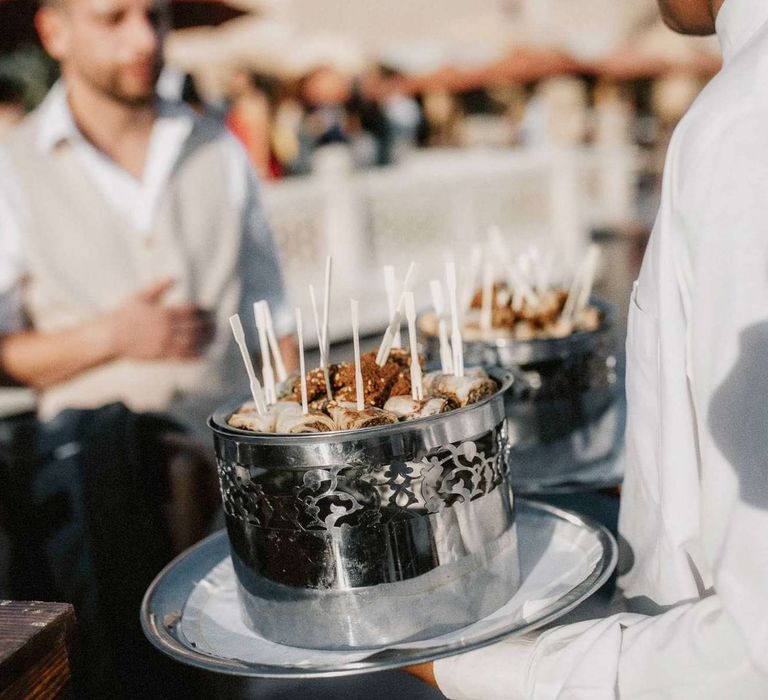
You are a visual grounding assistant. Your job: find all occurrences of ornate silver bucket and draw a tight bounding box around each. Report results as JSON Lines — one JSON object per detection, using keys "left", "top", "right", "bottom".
{"left": 419, "top": 300, "right": 622, "bottom": 490}
{"left": 209, "top": 368, "right": 519, "bottom": 650}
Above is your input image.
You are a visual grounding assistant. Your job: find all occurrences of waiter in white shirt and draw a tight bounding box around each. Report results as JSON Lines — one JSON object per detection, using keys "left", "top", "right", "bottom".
{"left": 0, "top": 0, "right": 296, "bottom": 437}
{"left": 409, "top": 0, "right": 768, "bottom": 697}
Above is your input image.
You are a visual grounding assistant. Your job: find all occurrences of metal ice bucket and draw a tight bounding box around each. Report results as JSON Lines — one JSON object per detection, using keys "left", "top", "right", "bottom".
{"left": 209, "top": 368, "right": 518, "bottom": 650}
{"left": 419, "top": 300, "right": 622, "bottom": 490}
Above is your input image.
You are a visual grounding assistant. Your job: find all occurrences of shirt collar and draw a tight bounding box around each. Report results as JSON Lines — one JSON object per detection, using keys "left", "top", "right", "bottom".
{"left": 716, "top": 0, "right": 768, "bottom": 63}
{"left": 35, "top": 81, "right": 80, "bottom": 152}
{"left": 34, "top": 80, "right": 196, "bottom": 154}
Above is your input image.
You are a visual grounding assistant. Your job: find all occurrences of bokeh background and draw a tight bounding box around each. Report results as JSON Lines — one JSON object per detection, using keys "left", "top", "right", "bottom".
{"left": 0, "top": 0, "right": 719, "bottom": 338}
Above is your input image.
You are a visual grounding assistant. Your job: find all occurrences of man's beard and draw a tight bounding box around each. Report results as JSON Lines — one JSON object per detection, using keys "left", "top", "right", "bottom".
{"left": 82, "top": 60, "right": 162, "bottom": 107}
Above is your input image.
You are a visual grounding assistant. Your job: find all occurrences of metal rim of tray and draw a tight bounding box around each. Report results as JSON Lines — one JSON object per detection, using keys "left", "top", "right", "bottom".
{"left": 140, "top": 499, "right": 618, "bottom": 679}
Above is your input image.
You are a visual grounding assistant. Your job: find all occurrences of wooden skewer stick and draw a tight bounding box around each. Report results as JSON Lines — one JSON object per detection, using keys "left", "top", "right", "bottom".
{"left": 376, "top": 261, "right": 417, "bottom": 366}
{"left": 574, "top": 245, "right": 601, "bottom": 316}
{"left": 446, "top": 261, "right": 464, "bottom": 378}
{"left": 261, "top": 300, "right": 288, "bottom": 382}
{"left": 508, "top": 260, "right": 538, "bottom": 308}
{"left": 405, "top": 292, "right": 423, "bottom": 401}
{"left": 321, "top": 256, "right": 333, "bottom": 362}
{"left": 539, "top": 249, "right": 555, "bottom": 294}
{"left": 430, "top": 279, "right": 453, "bottom": 374}
{"left": 295, "top": 307, "right": 308, "bottom": 414}
{"left": 480, "top": 261, "right": 494, "bottom": 336}
{"left": 383, "top": 265, "right": 402, "bottom": 349}
{"left": 461, "top": 244, "right": 483, "bottom": 316}
{"left": 229, "top": 313, "right": 267, "bottom": 415}
{"left": 351, "top": 299, "right": 365, "bottom": 411}
{"left": 562, "top": 244, "right": 600, "bottom": 322}
{"left": 309, "top": 285, "right": 326, "bottom": 365}
{"left": 254, "top": 302, "right": 276, "bottom": 405}
{"left": 309, "top": 284, "right": 333, "bottom": 400}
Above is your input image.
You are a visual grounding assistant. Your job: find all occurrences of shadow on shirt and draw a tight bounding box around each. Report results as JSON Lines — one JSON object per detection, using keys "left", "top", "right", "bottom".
{"left": 708, "top": 321, "right": 768, "bottom": 511}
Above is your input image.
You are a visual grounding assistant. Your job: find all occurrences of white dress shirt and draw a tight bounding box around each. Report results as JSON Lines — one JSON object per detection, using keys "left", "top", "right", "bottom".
{"left": 435, "top": 1, "right": 768, "bottom": 697}
{"left": 0, "top": 82, "right": 292, "bottom": 337}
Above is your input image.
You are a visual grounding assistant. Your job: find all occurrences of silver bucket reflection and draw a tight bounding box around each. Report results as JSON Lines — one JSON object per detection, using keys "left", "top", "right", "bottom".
{"left": 419, "top": 300, "right": 622, "bottom": 490}
{"left": 209, "top": 368, "right": 519, "bottom": 650}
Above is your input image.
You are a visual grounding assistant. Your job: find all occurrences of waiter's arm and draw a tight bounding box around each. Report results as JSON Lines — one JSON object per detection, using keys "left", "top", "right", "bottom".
{"left": 426, "top": 596, "right": 767, "bottom": 699}
{"left": 0, "top": 279, "right": 214, "bottom": 389}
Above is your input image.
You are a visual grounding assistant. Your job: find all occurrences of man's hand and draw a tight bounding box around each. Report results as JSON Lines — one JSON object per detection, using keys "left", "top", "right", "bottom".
{"left": 0, "top": 279, "right": 216, "bottom": 390}
{"left": 108, "top": 279, "right": 215, "bottom": 361}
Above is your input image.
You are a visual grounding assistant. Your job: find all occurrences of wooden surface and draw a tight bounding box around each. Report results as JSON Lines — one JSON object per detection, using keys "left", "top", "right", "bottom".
{"left": 0, "top": 601, "right": 77, "bottom": 700}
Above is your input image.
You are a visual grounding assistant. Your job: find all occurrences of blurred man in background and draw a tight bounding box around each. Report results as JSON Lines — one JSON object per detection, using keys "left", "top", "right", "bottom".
{"left": 0, "top": 1, "right": 295, "bottom": 696}
{"left": 0, "top": 0, "right": 295, "bottom": 436}
{"left": 409, "top": 0, "right": 768, "bottom": 696}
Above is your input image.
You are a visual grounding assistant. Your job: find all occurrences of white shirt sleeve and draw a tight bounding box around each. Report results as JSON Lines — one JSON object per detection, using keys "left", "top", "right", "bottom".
{"left": 0, "top": 147, "right": 28, "bottom": 334}
{"left": 435, "top": 597, "right": 763, "bottom": 699}
{"left": 225, "top": 135, "right": 294, "bottom": 337}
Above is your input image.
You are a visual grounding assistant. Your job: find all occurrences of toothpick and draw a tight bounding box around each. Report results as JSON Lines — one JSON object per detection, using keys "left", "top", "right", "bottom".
{"left": 254, "top": 302, "right": 276, "bottom": 405}
{"left": 405, "top": 292, "right": 423, "bottom": 401}
{"left": 574, "top": 245, "right": 601, "bottom": 315}
{"left": 509, "top": 261, "right": 538, "bottom": 308}
{"left": 309, "top": 284, "right": 333, "bottom": 400}
{"left": 430, "top": 279, "right": 453, "bottom": 374}
{"left": 539, "top": 249, "right": 555, "bottom": 294}
{"left": 383, "top": 265, "right": 402, "bottom": 349}
{"left": 260, "top": 300, "right": 287, "bottom": 382}
{"left": 229, "top": 314, "right": 266, "bottom": 415}
{"left": 309, "top": 285, "right": 326, "bottom": 364}
{"left": 376, "top": 261, "right": 417, "bottom": 366}
{"left": 351, "top": 299, "right": 364, "bottom": 411}
{"left": 480, "top": 261, "right": 494, "bottom": 336}
{"left": 295, "top": 307, "right": 308, "bottom": 414}
{"left": 446, "top": 261, "right": 464, "bottom": 377}
{"left": 562, "top": 244, "right": 600, "bottom": 322}
{"left": 487, "top": 226, "right": 509, "bottom": 264}
{"left": 321, "top": 256, "right": 332, "bottom": 361}
{"left": 461, "top": 244, "right": 483, "bottom": 316}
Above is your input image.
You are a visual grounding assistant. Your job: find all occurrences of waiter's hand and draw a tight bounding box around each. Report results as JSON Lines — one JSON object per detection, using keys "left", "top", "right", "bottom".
{"left": 403, "top": 662, "right": 437, "bottom": 688}
{"left": 108, "top": 279, "right": 215, "bottom": 361}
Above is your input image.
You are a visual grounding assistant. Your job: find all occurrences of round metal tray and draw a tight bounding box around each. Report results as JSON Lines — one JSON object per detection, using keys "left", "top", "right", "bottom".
{"left": 141, "top": 499, "right": 617, "bottom": 679}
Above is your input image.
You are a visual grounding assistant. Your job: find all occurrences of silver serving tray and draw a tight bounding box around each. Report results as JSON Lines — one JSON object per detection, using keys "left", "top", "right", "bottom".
{"left": 141, "top": 499, "right": 617, "bottom": 679}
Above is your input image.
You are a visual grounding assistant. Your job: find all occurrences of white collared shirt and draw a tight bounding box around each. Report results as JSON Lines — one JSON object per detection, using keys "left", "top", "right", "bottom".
{"left": 0, "top": 82, "right": 292, "bottom": 336}
{"left": 436, "top": 1, "right": 768, "bottom": 697}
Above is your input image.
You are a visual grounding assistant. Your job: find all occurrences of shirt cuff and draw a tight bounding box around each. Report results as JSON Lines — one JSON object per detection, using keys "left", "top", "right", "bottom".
{"left": 434, "top": 634, "right": 538, "bottom": 700}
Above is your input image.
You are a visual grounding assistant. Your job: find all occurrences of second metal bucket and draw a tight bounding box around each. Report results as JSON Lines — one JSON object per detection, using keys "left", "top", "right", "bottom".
{"left": 419, "top": 300, "right": 623, "bottom": 491}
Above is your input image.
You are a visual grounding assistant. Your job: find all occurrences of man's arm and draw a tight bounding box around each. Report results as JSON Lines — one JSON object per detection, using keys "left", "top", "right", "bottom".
{"left": 0, "top": 279, "right": 214, "bottom": 389}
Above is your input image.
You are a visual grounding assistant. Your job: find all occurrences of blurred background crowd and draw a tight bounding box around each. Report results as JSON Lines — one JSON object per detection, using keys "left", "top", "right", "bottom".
{"left": 2, "top": 0, "right": 718, "bottom": 178}
{"left": 0, "top": 1, "right": 721, "bottom": 337}
{"left": 5, "top": 0, "right": 721, "bottom": 337}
